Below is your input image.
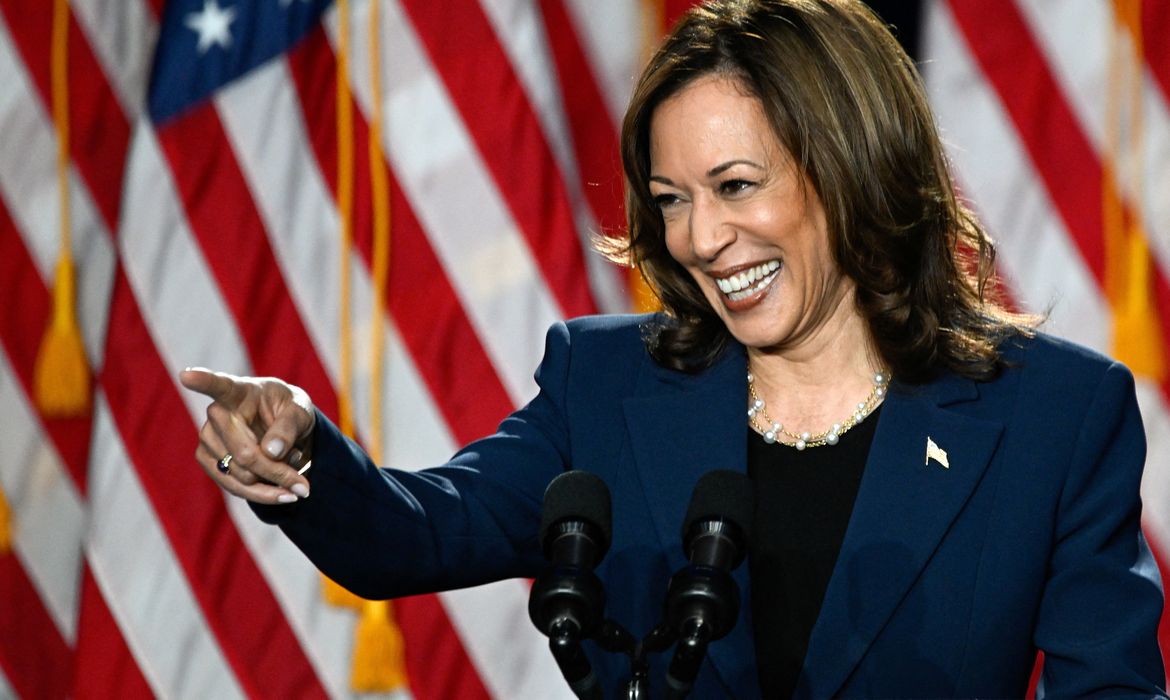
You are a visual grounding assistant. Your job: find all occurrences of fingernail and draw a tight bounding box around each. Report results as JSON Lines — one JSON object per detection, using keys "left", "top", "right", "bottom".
{"left": 265, "top": 439, "right": 286, "bottom": 458}
{"left": 277, "top": 493, "right": 298, "bottom": 504}
{"left": 291, "top": 483, "right": 310, "bottom": 499}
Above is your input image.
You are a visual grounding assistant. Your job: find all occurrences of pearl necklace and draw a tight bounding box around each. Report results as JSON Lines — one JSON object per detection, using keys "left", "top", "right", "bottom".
{"left": 747, "top": 369, "right": 889, "bottom": 450}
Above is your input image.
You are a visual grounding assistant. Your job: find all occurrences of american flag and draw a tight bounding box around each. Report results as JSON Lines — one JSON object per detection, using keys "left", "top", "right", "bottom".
{"left": 0, "top": 0, "right": 1167, "bottom": 698}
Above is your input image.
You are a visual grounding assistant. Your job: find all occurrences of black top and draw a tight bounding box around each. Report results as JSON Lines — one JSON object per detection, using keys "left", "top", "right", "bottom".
{"left": 747, "top": 406, "right": 881, "bottom": 698}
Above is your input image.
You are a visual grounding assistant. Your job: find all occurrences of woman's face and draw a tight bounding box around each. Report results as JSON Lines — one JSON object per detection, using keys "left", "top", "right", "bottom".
{"left": 649, "top": 75, "right": 856, "bottom": 353}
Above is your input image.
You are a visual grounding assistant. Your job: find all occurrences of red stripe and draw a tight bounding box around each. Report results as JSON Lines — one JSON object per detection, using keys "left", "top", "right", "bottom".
{"left": 286, "top": 28, "right": 514, "bottom": 443}
{"left": 947, "top": 0, "right": 1106, "bottom": 281}
{"left": 0, "top": 552, "right": 73, "bottom": 700}
{"left": 538, "top": 0, "right": 627, "bottom": 237}
{"left": 397, "top": 595, "right": 491, "bottom": 700}
{"left": 399, "top": 0, "right": 600, "bottom": 318}
{"left": 101, "top": 267, "right": 329, "bottom": 699}
{"left": 154, "top": 105, "right": 340, "bottom": 421}
{"left": 0, "top": 0, "right": 131, "bottom": 231}
{"left": 1141, "top": 0, "right": 1170, "bottom": 107}
{"left": 72, "top": 569, "right": 154, "bottom": 700}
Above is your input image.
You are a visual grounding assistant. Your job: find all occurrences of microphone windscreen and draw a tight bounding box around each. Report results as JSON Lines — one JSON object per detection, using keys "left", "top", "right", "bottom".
{"left": 682, "top": 470, "right": 754, "bottom": 542}
{"left": 539, "top": 470, "right": 613, "bottom": 551}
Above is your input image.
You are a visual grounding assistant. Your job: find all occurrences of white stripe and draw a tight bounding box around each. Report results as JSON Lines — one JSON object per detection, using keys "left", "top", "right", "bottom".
{"left": 923, "top": 1, "right": 1111, "bottom": 349}
{"left": 116, "top": 122, "right": 253, "bottom": 419}
{"left": 1138, "top": 379, "right": 1170, "bottom": 538}
{"left": 0, "top": 666, "right": 13, "bottom": 700}
{"left": 1015, "top": 0, "right": 1170, "bottom": 285}
{"left": 0, "top": 350, "right": 84, "bottom": 644}
{"left": 87, "top": 393, "right": 246, "bottom": 700}
{"left": 563, "top": 0, "right": 641, "bottom": 129}
{"left": 329, "top": 0, "right": 565, "bottom": 405}
{"left": 0, "top": 12, "right": 116, "bottom": 366}
{"left": 70, "top": 0, "right": 158, "bottom": 118}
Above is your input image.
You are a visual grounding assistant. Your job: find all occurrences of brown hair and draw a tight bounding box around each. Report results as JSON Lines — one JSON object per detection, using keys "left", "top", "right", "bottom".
{"left": 605, "top": 0, "right": 1032, "bottom": 382}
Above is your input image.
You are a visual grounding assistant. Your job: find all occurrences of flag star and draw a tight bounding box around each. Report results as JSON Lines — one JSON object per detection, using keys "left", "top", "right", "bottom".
{"left": 185, "top": 0, "right": 238, "bottom": 54}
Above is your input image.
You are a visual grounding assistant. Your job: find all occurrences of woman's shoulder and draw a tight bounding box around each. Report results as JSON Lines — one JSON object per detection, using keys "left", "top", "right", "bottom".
{"left": 998, "top": 330, "right": 1131, "bottom": 382}
{"left": 986, "top": 329, "right": 1137, "bottom": 411}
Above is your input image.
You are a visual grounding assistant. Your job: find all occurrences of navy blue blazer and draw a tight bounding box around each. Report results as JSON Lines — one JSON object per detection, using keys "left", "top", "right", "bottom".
{"left": 256, "top": 313, "right": 1166, "bottom": 698}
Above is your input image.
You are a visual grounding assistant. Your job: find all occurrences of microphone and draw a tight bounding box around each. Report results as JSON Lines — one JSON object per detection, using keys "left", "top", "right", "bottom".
{"left": 663, "top": 470, "right": 754, "bottom": 698}
{"left": 528, "top": 471, "right": 612, "bottom": 700}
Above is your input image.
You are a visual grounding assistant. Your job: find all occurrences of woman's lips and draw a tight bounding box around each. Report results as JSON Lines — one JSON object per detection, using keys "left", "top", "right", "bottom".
{"left": 712, "top": 259, "right": 781, "bottom": 311}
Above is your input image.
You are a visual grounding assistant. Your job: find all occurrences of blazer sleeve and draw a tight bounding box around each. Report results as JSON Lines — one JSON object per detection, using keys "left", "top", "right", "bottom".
{"left": 1034, "top": 361, "right": 1167, "bottom": 697}
{"left": 248, "top": 322, "right": 577, "bottom": 600}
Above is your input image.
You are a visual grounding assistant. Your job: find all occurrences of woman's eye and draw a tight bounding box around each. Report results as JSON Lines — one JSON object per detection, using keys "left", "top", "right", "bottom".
{"left": 720, "top": 179, "right": 754, "bottom": 196}
{"left": 653, "top": 193, "right": 681, "bottom": 210}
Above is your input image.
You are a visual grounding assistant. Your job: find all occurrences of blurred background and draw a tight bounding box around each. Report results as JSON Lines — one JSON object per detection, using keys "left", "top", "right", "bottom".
{"left": 1, "top": 0, "right": 1166, "bottom": 697}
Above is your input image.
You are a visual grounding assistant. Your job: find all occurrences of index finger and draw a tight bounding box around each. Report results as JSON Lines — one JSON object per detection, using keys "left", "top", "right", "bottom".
{"left": 180, "top": 367, "right": 248, "bottom": 406}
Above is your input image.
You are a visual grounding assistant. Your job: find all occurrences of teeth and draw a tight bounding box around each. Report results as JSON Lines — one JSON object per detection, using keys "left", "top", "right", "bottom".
{"left": 715, "top": 260, "right": 780, "bottom": 296}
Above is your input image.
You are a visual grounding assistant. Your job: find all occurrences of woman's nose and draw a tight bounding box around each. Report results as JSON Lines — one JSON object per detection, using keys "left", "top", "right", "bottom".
{"left": 689, "top": 198, "right": 735, "bottom": 261}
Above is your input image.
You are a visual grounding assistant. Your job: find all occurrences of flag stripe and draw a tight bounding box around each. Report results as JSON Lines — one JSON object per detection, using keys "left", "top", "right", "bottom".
{"left": 1141, "top": 0, "right": 1170, "bottom": 106}
{"left": 86, "top": 386, "right": 247, "bottom": 700}
{"left": 0, "top": 0, "right": 131, "bottom": 230}
{"left": 539, "top": 0, "right": 627, "bottom": 237}
{"left": 0, "top": 549, "right": 72, "bottom": 700}
{"left": 71, "top": 569, "right": 155, "bottom": 700}
{"left": 100, "top": 264, "right": 330, "bottom": 698}
{"left": 398, "top": 0, "right": 599, "bottom": 319}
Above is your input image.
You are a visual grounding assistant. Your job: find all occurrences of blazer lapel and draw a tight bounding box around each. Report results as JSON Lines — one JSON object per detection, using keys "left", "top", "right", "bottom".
{"left": 623, "top": 346, "right": 761, "bottom": 698}
{"left": 795, "top": 376, "right": 1004, "bottom": 699}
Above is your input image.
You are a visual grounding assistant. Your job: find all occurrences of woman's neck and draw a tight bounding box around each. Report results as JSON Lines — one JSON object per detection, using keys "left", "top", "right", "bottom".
{"left": 746, "top": 303, "right": 882, "bottom": 436}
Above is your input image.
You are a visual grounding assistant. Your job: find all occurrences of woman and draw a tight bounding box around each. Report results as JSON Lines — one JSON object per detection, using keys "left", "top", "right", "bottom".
{"left": 182, "top": 0, "right": 1166, "bottom": 696}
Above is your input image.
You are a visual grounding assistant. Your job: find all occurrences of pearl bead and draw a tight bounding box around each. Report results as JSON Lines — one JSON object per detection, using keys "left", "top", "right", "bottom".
{"left": 747, "top": 407, "right": 756, "bottom": 418}
{"left": 875, "top": 386, "right": 885, "bottom": 397}
{"left": 825, "top": 433, "right": 839, "bottom": 445}
{"left": 874, "top": 372, "right": 886, "bottom": 384}
{"left": 753, "top": 398, "right": 764, "bottom": 410}
{"left": 857, "top": 401, "right": 866, "bottom": 410}
{"left": 763, "top": 431, "right": 776, "bottom": 444}
{"left": 772, "top": 422, "right": 782, "bottom": 433}
{"left": 746, "top": 373, "right": 753, "bottom": 382}
{"left": 800, "top": 432, "right": 811, "bottom": 441}
{"left": 795, "top": 439, "right": 807, "bottom": 450}
{"left": 831, "top": 423, "right": 841, "bottom": 432}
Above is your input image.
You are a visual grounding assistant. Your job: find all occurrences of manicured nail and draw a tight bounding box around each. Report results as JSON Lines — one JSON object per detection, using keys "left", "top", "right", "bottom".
{"left": 265, "top": 439, "right": 286, "bottom": 458}
{"left": 291, "top": 483, "right": 310, "bottom": 499}
{"left": 277, "top": 493, "right": 298, "bottom": 504}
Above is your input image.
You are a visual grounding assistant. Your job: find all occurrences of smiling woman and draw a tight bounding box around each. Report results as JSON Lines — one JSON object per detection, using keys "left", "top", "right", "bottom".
{"left": 182, "top": 1, "right": 1166, "bottom": 697}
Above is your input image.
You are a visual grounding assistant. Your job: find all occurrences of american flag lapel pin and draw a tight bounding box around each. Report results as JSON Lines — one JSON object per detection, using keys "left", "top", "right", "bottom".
{"left": 925, "top": 437, "right": 950, "bottom": 469}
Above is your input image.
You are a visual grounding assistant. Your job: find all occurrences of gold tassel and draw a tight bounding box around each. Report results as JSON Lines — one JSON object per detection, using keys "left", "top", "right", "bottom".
{"left": 321, "top": 573, "right": 365, "bottom": 610}
{"left": 0, "top": 487, "right": 12, "bottom": 554}
{"left": 1110, "top": 232, "right": 1165, "bottom": 380}
{"left": 350, "top": 599, "right": 409, "bottom": 692}
{"left": 35, "top": 255, "right": 91, "bottom": 415}
{"left": 35, "top": 0, "right": 90, "bottom": 417}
